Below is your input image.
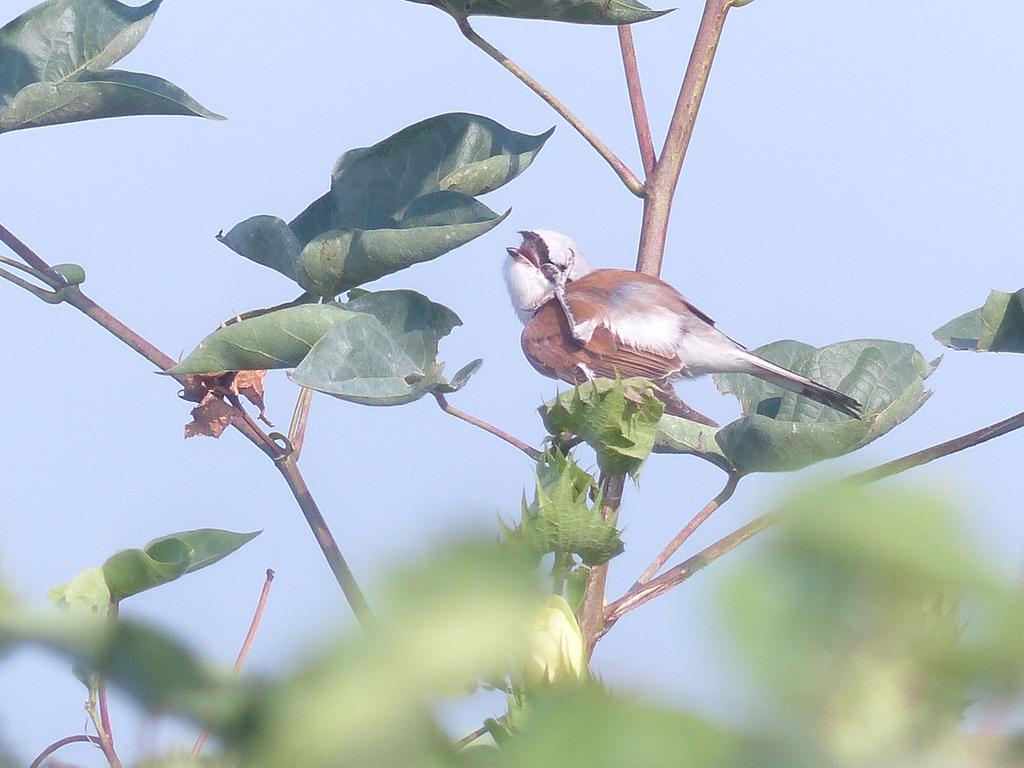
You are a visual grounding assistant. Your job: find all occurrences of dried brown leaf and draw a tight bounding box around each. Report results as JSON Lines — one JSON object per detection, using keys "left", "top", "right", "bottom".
{"left": 185, "top": 396, "right": 234, "bottom": 439}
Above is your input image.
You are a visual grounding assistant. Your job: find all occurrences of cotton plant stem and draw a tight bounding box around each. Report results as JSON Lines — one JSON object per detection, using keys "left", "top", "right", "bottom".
{"left": 0, "top": 263, "right": 56, "bottom": 299}
{"left": 455, "top": 17, "right": 645, "bottom": 197}
{"left": 618, "top": 25, "right": 656, "bottom": 178}
{"left": 632, "top": 471, "right": 739, "bottom": 587}
{"left": 277, "top": 456, "right": 374, "bottom": 628}
{"left": 28, "top": 735, "right": 104, "bottom": 768}
{"left": 433, "top": 392, "right": 542, "bottom": 461}
{"left": 636, "top": 0, "right": 732, "bottom": 275}
{"left": 846, "top": 408, "right": 1024, "bottom": 485}
{"left": 602, "top": 509, "right": 777, "bottom": 635}
{"left": 85, "top": 689, "right": 122, "bottom": 768}
{"left": 192, "top": 569, "right": 276, "bottom": 758}
{"left": 98, "top": 682, "right": 114, "bottom": 750}
{"left": 578, "top": 473, "right": 626, "bottom": 658}
{"left": 0, "top": 223, "right": 372, "bottom": 625}
{"left": 288, "top": 386, "right": 315, "bottom": 461}
{"left": 453, "top": 723, "right": 490, "bottom": 750}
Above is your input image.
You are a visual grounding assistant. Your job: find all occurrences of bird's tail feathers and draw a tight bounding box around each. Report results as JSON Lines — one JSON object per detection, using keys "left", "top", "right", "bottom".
{"left": 737, "top": 351, "right": 863, "bottom": 419}
{"left": 659, "top": 388, "right": 719, "bottom": 427}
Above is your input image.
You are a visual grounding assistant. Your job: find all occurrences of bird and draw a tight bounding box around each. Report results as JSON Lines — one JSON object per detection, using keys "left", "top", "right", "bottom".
{"left": 503, "top": 229, "right": 862, "bottom": 426}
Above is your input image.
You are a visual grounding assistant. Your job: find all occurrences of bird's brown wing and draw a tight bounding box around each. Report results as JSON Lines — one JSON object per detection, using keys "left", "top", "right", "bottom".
{"left": 521, "top": 297, "right": 685, "bottom": 383}
{"left": 571, "top": 269, "right": 718, "bottom": 327}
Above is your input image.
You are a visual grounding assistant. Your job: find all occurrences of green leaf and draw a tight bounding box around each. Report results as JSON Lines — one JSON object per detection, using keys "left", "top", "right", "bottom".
{"left": 494, "top": 688, "right": 738, "bottom": 768}
{"left": 0, "top": 69, "right": 223, "bottom": 132}
{"left": 329, "top": 115, "right": 551, "bottom": 217}
{"left": 296, "top": 197, "right": 508, "bottom": 297}
{"left": 101, "top": 528, "right": 260, "bottom": 602}
{"left": 508, "top": 450, "right": 623, "bottom": 566}
{"left": 436, "top": 358, "right": 484, "bottom": 394}
{"left": 933, "top": 288, "right": 1024, "bottom": 353}
{"left": 221, "top": 113, "right": 551, "bottom": 295}
{"left": 713, "top": 339, "right": 934, "bottom": 474}
{"left": 652, "top": 414, "right": 732, "bottom": 472}
{"left": 291, "top": 290, "right": 467, "bottom": 406}
{"left": 217, "top": 216, "right": 303, "bottom": 283}
{"left": 169, "top": 304, "right": 362, "bottom": 375}
{"left": 406, "top": 0, "right": 671, "bottom": 25}
{"left": 540, "top": 377, "right": 663, "bottom": 477}
{"left": 0, "top": 604, "right": 246, "bottom": 729}
{"left": 0, "top": 0, "right": 222, "bottom": 133}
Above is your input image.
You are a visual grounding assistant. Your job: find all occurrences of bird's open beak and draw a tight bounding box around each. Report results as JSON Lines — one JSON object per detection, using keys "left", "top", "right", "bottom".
{"left": 506, "top": 245, "right": 540, "bottom": 268}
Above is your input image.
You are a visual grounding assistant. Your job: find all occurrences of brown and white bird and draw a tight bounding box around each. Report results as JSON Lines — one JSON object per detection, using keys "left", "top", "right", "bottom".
{"left": 504, "top": 229, "right": 862, "bottom": 426}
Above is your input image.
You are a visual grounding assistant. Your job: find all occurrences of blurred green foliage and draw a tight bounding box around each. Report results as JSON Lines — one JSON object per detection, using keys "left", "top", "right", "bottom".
{"left": 5, "top": 484, "right": 1023, "bottom": 766}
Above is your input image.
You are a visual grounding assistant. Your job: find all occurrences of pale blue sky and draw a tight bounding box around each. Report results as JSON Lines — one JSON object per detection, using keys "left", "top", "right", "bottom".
{"left": 2, "top": 1, "right": 1023, "bottom": 763}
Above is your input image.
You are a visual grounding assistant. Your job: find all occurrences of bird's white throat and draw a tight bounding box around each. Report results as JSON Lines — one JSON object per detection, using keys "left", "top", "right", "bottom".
{"left": 503, "top": 255, "right": 554, "bottom": 324}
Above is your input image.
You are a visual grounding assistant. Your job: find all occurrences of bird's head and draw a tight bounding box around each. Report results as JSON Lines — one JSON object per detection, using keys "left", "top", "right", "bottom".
{"left": 504, "top": 229, "right": 592, "bottom": 323}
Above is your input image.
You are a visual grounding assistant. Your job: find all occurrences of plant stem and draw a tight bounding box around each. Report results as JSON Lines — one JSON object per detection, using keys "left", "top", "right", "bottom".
{"left": 276, "top": 457, "right": 374, "bottom": 627}
{"left": 0, "top": 263, "right": 57, "bottom": 300}
{"left": 632, "top": 471, "right": 739, "bottom": 587}
{"left": 636, "top": 0, "right": 732, "bottom": 275}
{"left": 453, "top": 723, "right": 490, "bottom": 750}
{"left": 97, "top": 682, "right": 114, "bottom": 751}
{"left": 85, "top": 689, "right": 122, "bottom": 768}
{"left": 0, "top": 223, "right": 62, "bottom": 280}
{"left": 454, "top": 715, "right": 508, "bottom": 750}
{"left": 28, "top": 735, "right": 104, "bottom": 768}
{"left": 603, "top": 509, "right": 777, "bottom": 634}
{"left": 847, "top": 408, "right": 1024, "bottom": 484}
{"left": 455, "top": 17, "right": 645, "bottom": 197}
{"left": 433, "top": 392, "right": 542, "bottom": 461}
{"left": 288, "top": 386, "right": 314, "bottom": 461}
{"left": 0, "top": 224, "right": 372, "bottom": 624}
{"left": 618, "top": 25, "right": 656, "bottom": 178}
{"left": 578, "top": 473, "right": 625, "bottom": 658}
{"left": 192, "top": 569, "right": 276, "bottom": 758}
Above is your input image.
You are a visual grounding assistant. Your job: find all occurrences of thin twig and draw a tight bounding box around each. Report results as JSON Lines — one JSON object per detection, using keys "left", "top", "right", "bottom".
{"left": 455, "top": 17, "right": 645, "bottom": 197}
{"left": 453, "top": 723, "right": 490, "bottom": 750}
{"left": 603, "top": 509, "right": 777, "bottom": 635}
{"left": 85, "top": 690, "right": 121, "bottom": 768}
{"left": 97, "top": 682, "right": 114, "bottom": 751}
{"left": 0, "top": 264, "right": 57, "bottom": 300}
{"left": 636, "top": 0, "right": 732, "bottom": 275}
{"left": 276, "top": 457, "right": 374, "bottom": 627}
{"left": 618, "top": 25, "right": 656, "bottom": 178}
{"left": 0, "top": 252, "right": 62, "bottom": 285}
{"left": 288, "top": 387, "right": 314, "bottom": 461}
{"left": 0, "top": 223, "right": 63, "bottom": 281}
{"left": 0, "top": 224, "right": 372, "bottom": 624}
{"left": 632, "top": 471, "right": 739, "bottom": 587}
{"left": 192, "top": 569, "right": 276, "bottom": 758}
{"left": 433, "top": 392, "right": 542, "bottom": 461}
{"left": 847, "top": 408, "right": 1024, "bottom": 484}
{"left": 578, "top": 473, "right": 626, "bottom": 658}
{"left": 28, "top": 734, "right": 103, "bottom": 768}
